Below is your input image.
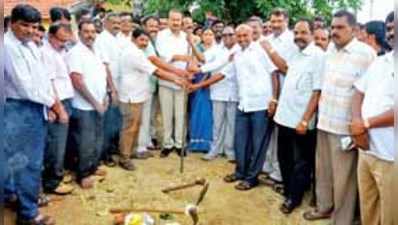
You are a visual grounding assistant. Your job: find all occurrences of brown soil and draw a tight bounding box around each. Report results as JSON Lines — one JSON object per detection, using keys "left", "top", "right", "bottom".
{"left": 4, "top": 153, "right": 330, "bottom": 225}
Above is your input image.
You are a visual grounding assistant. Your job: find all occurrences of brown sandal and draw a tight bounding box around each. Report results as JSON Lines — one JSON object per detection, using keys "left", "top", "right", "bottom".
{"left": 235, "top": 181, "right": 255, "bottom": 191}
{"left": 273, "top": 183, "right": 284, "bottom": 196}
{"left": 303, "top": 209, "right": 331, "bottom": 221}
{"left": 223, "top": 174, "right": 239, "bottom": 183}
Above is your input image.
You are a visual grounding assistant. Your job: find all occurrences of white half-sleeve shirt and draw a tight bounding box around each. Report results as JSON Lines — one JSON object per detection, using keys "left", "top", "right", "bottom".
{"left": 274, "top": 43, "right": 325, "bottom": 129}
{"left": 66, "top": 42, "right": 108, "bottom": 111}
{"left": 354, "top": 52, "right": 394, "bottom": 162}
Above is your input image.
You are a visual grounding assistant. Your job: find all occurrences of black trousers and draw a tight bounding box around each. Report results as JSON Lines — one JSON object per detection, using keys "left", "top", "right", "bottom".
{"left": 277, "top": 124, "right": 316, "bottom": 205}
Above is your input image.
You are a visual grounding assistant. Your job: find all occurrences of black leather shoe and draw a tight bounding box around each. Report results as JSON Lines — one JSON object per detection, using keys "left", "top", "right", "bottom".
{"left": 175, "top": 148, "right": 186, "bottom": 157}
{"left": 280, "top": 199, "right": 298, "bottom": 214}
{"left": 160, "top": 148, "right": 173, "bottom": 158}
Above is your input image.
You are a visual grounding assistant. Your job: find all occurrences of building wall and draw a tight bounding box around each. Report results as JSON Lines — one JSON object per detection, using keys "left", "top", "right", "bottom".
{"left": 5, "top": 0, "right": 80, "bottom": 20}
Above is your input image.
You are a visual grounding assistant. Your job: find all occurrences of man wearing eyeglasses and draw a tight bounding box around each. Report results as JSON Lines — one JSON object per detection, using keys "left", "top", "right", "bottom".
{"left": 41, "top": 22, "right": 76, "bottom": 196}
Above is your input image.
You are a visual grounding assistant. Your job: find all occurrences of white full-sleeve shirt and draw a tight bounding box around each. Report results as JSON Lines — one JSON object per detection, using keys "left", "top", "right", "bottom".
{"left": 224, "top": 42, "right": 277, "bottom": 112}
{"left": 4, "top": 31, "right": 55, "bottom": 107}
{"left": 41, "top": 40, "right": 74, "bottom": 101}
{"left": 201, "top": 44, "right": 240, "bottom": 102}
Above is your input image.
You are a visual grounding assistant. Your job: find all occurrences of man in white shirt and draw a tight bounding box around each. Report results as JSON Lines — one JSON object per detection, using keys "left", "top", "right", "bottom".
{"left": 155, "top": 9, "right": 191, "bottom": 157}
{"left": 314, "top": 28, "right": 330, "bottom": 51}
{"left": 350, "top": 12, "right": 395, "bottom": 225}
{"left": 118, "top": 28, "right": 189, "bottom": 170}
{"left": 199, "top": 26, "right": 239, "bottom": 161}
{"left": 141, "top": 15, "right": 161, "bottom": 151}
{"left": 66, "top": 20, "right": 109, "bottom": 189}
{"left": 95, "top": 12, "right": 122, "bottom": 166}
{"left": 303, "top": 11, "right": 376, "bottom": 225}
{"left": 260, "top": 8, "right": 298, "bottom": 188}
{"left": 222, "top": 24, "right": 276, "bottom": 191}
{"left": 140, "top": 16, "right": 193, "bottom": 154}
{"left": 41, "top": 23, "right": 75, "bottom": 196}
{"left": 247, "top": 16, "right": 267, "bottom": 43}
{"left": 4, "top": 4, "right": 67, "bottom": 225}
{"left": 117, "top": 12, "right": 134, "bottom": 45}
{"left": 272, "top": 19, "right": 325, "bottom": 214}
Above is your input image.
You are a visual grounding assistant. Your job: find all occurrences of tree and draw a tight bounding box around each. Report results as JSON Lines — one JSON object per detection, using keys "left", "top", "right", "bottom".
{"left": 105, "top": 0, "right": 363, "bottom": 24}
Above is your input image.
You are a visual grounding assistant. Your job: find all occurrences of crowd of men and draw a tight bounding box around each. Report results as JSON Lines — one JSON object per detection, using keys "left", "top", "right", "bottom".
{"left": 4, "top": 3, "right": 395, "bottom": 225}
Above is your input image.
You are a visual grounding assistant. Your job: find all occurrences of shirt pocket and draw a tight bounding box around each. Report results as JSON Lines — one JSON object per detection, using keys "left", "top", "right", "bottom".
{"left": 295, "top": 71, "right": 313, "bottom": 92}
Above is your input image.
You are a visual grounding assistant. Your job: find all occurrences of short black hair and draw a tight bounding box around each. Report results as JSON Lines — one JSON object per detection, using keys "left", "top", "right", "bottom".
{"left": 11, "top": 4, "right": 42, "bottom": 24}
{"left": 365, "top": 20, "right": 386, "bottom": 47}
{"left": 104, "top": 12, "right": 120, "bottom": 21}
{"left": 49, "top": 22, "right": 72, "bottom": 35}
{"left": 142, "top": 15, "right": 160, "bottom": 26}
{"left": 78, "top": 19, "right": 95, "bottom": 31}
{"left": 4, "top": 16, "right": 11, "bottom": 29}
{"left": 270, "top": 8, "right": 289, "bottom": 19}
{"left": 132, "top": 28, "right": 150, "bottom": 39}
{"left": 120, "top": 11, "right": 133, "bottom": 20}
{"left": 386, "top": 11, "right": 394, "bottom": 24}
{"left": 132, "top": 16, "right": 142, "bottom": 25}
{"left": 38, "top": 24, "right": 46, "bottom": 32}
{"left": 50, "top": 7, "right": 71, "bottom": 23}
{"left": 75, "top": 8, "right": 91, "bottom": 22}
{"left": 296, "top": 18, "right": 314, "bottom": 33}
{"left": 211, "top": 20, "right": 224, "bottom": 27}
{"left": 193, "top": 26, "right": 203, "bottom": 35}
{"left": 314, "top": 15, "right": 325, "bottom": 22}
{"left": 333, "top": 10, "right": 357, "bottom": 27}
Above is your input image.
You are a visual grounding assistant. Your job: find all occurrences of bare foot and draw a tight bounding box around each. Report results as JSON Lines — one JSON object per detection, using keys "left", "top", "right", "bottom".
{"left": 80, "top": 177, "right": 94, "bottom": 189}
{"left": 95, "top": 168, "right": 107, "bottom": 177}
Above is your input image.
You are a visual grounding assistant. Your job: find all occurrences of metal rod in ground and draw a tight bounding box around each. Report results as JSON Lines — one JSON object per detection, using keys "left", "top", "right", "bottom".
{"left": 180, "top": 88, "right": 188, "bottom": 174}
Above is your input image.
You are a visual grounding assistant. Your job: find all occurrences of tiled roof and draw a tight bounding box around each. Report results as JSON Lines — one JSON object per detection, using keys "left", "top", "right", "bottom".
{"left": 5, "top": 0, "right": 82, "bottom": 18}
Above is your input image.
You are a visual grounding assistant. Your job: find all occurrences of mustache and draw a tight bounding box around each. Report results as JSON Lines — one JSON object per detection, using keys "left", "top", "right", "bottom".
{"left": 294, "top": 38, "right": 306, "bottom": 44}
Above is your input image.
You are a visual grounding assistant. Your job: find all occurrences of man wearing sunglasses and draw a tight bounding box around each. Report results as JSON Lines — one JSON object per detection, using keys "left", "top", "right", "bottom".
{"left": 41, "top": 22, "right": 75, "bottom": 196}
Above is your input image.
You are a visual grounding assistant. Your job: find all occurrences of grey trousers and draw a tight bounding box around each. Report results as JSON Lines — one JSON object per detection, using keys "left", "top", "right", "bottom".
{"left": 316, "top": 130, "right": 358, "bottom": 225}
{"left": 263, "top": 127, "right": 282, "bottom": 181}
{"left": 207, "top": 100, "right": 237, "bottom": 159}
{"left": 158, "top": 86, "right": 186, "bottom": 149}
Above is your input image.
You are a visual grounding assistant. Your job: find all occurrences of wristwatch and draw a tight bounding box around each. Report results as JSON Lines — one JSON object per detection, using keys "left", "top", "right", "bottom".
{"left": 300, "top": 120, "right": 308, "bottom": 127}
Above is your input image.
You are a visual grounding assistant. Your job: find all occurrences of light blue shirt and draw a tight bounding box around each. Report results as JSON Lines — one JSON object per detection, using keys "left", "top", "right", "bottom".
{"left": 274, "top": 43, "right": 325, "bottom": 129}
{"left": 4, "top": 31, "right": 55, "bottom": 107}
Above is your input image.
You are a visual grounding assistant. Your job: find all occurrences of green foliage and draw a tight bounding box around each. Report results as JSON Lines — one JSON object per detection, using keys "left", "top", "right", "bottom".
{"left": 105, "top": 0, "right": 363, "bottom": 24}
